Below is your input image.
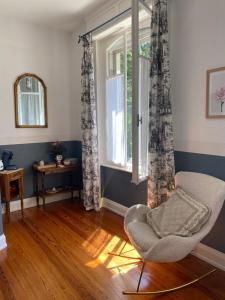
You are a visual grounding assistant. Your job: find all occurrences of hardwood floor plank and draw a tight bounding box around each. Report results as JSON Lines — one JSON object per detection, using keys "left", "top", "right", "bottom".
{"left": 20, "top": 210, "right": 120, "bottom": 299}
{"left": 5, "top": 222, "right": 82, "bottom": 300}
{"left": 0, "top": 200, "right": 224, "bottom": 300}
{"left": 0, "top": 264, "right": 16, "bottom": 300}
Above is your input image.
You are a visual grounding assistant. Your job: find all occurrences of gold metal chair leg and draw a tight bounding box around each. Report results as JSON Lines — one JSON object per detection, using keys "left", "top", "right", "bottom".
{"left": 119, "top": 240, "right": 128, "bottom": 254}
{"left": 108, "top": 253, "right": 142, "bottom": 260}
{"left": 109, "top": 260, "right": 143, "bottom": 270}
{"left": 123, "top": 269, "right": 216, "bottom": 295}
{"left": 108, "top": 239, "right": 141, "bottom": 260}
{"left": 136, "top": 262, "right": 145, "bottom": 292}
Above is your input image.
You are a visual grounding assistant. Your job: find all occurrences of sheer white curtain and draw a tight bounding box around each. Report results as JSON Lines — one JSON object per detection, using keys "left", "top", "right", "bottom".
{"left": 106, "top": 74, "right": 125, "bottom": 165}
{"left": 18, "top": 91, "right": 44, "bottom": 125}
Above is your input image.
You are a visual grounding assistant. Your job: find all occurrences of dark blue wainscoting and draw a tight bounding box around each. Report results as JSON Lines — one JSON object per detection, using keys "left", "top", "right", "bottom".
{"left": 101, "top": 166, "right": 147, "bottom": 206}
{"left": 175, "top": 151, "right": 225, "bottom": 181}
{"left": 0, "top": 141, "right": 82, "bottom": 199}
{"left": 101, "top": 151, "right": 225, "bottom": 253}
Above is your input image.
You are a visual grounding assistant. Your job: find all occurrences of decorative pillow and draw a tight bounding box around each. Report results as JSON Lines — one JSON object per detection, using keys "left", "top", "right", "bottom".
{"left": 147, "top": 188, "right": 211, "bottom": 238}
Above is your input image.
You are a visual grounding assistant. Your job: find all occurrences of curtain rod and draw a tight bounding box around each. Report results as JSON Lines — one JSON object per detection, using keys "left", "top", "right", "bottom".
{"left": 78, "top": 7, "right": 131, "bottom": 43}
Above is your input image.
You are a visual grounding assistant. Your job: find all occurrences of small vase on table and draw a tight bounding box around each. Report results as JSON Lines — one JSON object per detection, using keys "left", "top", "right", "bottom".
{"left": 55, "top": 154, "right": 63, "bottom": 166}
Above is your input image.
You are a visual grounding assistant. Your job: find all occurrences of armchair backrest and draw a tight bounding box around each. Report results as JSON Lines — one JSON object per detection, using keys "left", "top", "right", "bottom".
{"left": 175, "top": 172, "right": 225, "bottom": 240}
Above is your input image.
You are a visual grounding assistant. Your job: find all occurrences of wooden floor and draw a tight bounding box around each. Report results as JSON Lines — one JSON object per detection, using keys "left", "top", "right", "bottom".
{"left": 0, "top": 200, "right": 225, "bottom": 300}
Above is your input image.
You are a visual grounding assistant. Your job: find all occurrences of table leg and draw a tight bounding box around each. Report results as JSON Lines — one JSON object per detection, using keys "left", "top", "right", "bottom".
{"left": 78, "top": 189, "right": 81, "bottom": 200}
{"left": 36, "top": 172, "right": 39, "bottom": 207}
{"left": 70, "top": 171, "right": 74, "bottom": 201}
{"left": 5, "top": 201, "right": 10, "bottom": 223}
{"left": 19, "top": 177, "right": 24, "bottom": 217}
{"left": 43, "top": 196, "right": 46, "bottom": 208}
{"left": 41, "top": 173, "right": 46, "bottom": 209}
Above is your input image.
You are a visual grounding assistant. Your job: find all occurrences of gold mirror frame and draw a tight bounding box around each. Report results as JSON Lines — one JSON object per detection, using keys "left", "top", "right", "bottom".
{"left": 14, "top": 73, "right": 48, "bottom": 128}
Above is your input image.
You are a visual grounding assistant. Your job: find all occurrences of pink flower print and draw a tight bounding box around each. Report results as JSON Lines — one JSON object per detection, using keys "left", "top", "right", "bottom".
{"left": 215, "top": 87, "right": 225, "bottom": 112}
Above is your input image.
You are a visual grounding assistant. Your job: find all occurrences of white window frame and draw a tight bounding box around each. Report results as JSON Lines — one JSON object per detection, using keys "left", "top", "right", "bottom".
{"left": 131, "top": 0, "right": 151, "bottom": 184}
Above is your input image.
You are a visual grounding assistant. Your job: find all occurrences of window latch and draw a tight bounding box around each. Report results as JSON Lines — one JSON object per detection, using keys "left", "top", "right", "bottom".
{"left": 137, "top": 114, "right": 142, "bottom": 127}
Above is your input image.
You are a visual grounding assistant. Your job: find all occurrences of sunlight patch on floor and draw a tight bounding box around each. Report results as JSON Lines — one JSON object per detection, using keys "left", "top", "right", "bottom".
{"left": 84, "top": 233, "right": 141, "bottom": 275}
{"left": 82, "top": 227, "right": 112, "bottom": 257}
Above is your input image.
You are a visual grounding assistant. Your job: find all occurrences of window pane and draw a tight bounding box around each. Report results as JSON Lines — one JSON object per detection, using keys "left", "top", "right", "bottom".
{"left": 127, "top": 47, "right": 132, "bottom": 164}
{"left": 139, "top": 1, "right": 151, "bottom": 58}
{"left": 139, "top": 57, "right": 150, "bottom": 179}
{"left": 107, "top": 36, "right": 125, "bottom": 77}
{"left": 106, "top": 75, "right": 126, "bottom": 165}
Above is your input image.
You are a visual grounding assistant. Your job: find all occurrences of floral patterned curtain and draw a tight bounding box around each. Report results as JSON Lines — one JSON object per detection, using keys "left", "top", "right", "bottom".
{"left": 80, "top": 34, "right": 100, "bottom": 211}
{"left": 148, "top": 0, "right": 175, "bottom": 208}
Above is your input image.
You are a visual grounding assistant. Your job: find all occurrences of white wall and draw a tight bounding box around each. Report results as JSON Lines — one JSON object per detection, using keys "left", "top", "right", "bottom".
{"left": 0, "top": 16, "right": 79, "bottom": 145}
{"left": 70, "top": 24, "right": 86, "bottom": 141}
{"left": 170, "top": 0, "right": 225, "bottom": 157}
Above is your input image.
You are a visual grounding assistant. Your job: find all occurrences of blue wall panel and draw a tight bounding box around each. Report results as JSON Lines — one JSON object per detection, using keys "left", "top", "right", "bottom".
{"left": 0, "top": 141, "right": 82, "bottom": 198}
{"left": 101, "top": 166, "right": 147, "bottom": 206}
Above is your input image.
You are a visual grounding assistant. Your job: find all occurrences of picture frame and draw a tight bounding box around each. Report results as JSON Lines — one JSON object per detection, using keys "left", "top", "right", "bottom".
{"left": 206, "top": 67, "right": 225, "bottom": 118}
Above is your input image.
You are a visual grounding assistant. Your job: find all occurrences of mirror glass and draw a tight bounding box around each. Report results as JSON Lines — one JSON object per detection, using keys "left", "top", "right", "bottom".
{"left": 14, "top": 74, "right": 47, "bottom": 128}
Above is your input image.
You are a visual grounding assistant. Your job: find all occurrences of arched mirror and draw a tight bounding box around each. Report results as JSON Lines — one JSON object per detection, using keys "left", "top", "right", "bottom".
{"left": 14, "top": 73, "right": 48, "bottom": 128}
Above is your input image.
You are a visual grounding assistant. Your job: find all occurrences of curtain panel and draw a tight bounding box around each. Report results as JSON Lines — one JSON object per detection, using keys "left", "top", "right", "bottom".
{"left": 80, "top": 34, "right": 100, "bottom": 211}
{"left": 18, "top": 94, "right": 44, "bottom": 125}
{"left": 148, "top": 0, "right": 175, "bottom": 208}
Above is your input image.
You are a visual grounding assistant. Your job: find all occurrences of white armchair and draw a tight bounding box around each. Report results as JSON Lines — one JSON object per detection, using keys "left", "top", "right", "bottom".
{"left": 117, "top": 172, "right": 225, "bottom": 295}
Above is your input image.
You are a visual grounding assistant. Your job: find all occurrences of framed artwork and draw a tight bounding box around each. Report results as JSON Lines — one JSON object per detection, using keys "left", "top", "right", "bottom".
{"left": 206, "top": 67, "right": 225, "bottom": 118}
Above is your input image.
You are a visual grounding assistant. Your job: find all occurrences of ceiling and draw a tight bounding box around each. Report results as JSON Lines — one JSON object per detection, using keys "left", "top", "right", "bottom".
{"left": 0, "top": 0, "right": 108, "bottom": 31}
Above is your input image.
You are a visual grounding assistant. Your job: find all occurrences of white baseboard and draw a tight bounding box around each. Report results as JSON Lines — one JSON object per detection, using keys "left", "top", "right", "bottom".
{"left": 100, "top": 197, "right": 128, "bottom": 216}
{"left": 101, "top": 197, "right": 225, "bottom": 271}
{"left": 192, "top": 243, "right": 225, "bottom": 271}
{"left": 0, "top": 234, "right": 7, "bottom": 251}
{"left": 1, "top": 191, "right": 79, "bottom": 214}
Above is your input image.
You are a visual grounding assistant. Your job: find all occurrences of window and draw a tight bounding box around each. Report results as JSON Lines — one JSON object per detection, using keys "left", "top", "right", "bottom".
{"left": 105, "top": 33, "right": 132, "bottom": 168}
{"left": 95, "top": 0, "right": 151, "bottom": 176}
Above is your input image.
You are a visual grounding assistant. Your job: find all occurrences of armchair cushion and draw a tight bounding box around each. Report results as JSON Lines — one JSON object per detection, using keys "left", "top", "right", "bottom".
{"left": 147, "top": 188, "right": 211, "bottom": 238}
{"left": 126, "top": 221, "right": 159, "bottom": 252}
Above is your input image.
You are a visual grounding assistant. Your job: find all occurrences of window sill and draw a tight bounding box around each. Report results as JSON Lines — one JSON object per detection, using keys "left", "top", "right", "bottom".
{"left": 100, "top": 162, "right": 132, "bottom": 173}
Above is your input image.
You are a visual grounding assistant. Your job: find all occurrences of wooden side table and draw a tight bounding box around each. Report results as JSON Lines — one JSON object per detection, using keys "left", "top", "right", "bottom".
{"left": 0, "top": 168, "right": 24, "bottom": 222}
{"left": 33, "top": 164, "right": 81, "bottom": 209}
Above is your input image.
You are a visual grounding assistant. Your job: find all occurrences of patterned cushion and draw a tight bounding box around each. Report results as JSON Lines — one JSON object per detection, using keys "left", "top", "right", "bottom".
{"left": 147, "top": 188, "right": 211, "bottom": 238}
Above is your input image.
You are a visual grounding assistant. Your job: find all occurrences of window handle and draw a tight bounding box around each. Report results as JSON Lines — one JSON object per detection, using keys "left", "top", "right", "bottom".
{"left": 137, "top": 114, "right": 142, "bottom": 127}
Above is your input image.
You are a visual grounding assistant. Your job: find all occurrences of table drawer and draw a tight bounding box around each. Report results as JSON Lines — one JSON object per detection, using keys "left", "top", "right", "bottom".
{"left": 8, "top": 170, "right": 22, "bottom": 181}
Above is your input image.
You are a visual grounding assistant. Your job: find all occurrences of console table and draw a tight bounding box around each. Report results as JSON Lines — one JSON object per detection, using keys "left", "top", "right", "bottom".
{"left": 0, "top": 168, "right": 24, "bottom": 222}
{"left": 33, "top": 164, "right": 81, "bottom": 208}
